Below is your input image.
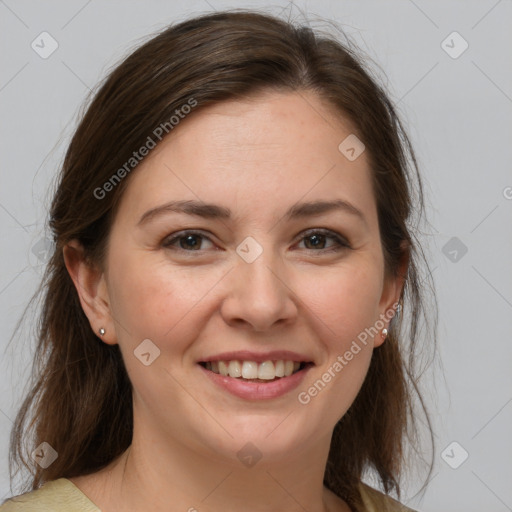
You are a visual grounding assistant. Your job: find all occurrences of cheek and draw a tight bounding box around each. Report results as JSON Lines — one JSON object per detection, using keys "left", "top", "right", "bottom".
{"left": 107, "top": 253, "right": 227, "bottom": 345}
{"left": 294, "top": 263, "right": 382, "bottom": 416}
{"left": 105, "top": 256, "right": 219, "bottom": 401}
{"left": 300, "top": 262, "right": 383, "bottom": 343}
{"left": 297, "top": 269, "right": 378, "bottom": 424}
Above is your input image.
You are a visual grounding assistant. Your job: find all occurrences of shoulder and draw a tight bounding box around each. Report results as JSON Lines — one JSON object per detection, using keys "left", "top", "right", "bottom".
{"left": 0, "top": 478, "right": 100, "bottom": 512}
{"left": 358, "top": 483, "right": 417, "bottom": 512}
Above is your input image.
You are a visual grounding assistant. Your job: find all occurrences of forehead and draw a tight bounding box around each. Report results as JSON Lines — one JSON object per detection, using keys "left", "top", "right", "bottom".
{"left": 115, "top": 90, "right": 376, "bottom": 226}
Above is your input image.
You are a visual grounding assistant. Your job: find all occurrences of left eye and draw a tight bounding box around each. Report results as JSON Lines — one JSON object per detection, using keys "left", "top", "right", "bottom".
{"left": 295, "top": 230, "right": 349, "bottom": 251}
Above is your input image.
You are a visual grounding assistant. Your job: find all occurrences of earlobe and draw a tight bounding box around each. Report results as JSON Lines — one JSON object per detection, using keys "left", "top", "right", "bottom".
{"left": 376, "top": 242, "right": 410, "bottom": 347}
{"left": 63, "top": 240, "right": 117, "bottom": 345}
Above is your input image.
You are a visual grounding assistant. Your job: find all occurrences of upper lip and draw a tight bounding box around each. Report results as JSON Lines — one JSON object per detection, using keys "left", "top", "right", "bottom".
{"left": 198, "top": 350, "right": 314, "bottom": 364}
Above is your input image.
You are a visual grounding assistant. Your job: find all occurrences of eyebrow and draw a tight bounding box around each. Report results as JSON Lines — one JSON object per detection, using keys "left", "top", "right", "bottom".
{"left": 137, "top": 199, "right": 366, "bottom": 226}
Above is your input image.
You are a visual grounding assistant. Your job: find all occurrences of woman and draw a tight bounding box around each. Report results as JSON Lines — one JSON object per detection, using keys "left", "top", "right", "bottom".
{"left": 2, "top": 10, "right": 434, "bottom": 512}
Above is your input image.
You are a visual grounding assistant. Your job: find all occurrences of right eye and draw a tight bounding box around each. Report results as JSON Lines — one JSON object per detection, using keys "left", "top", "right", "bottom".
{"left": 162, "top": 231, "right": 215, "bottom": 252}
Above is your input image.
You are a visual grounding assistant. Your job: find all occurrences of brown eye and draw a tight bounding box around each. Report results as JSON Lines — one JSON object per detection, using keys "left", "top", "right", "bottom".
{"left": 303, "top": 233, "right": 328, "bottom": 249}
{"left": 163, "top": 231, "right": 214, "bottom": 251}
{"left": 297, "top": 230, "right": 350, "bottom": 252}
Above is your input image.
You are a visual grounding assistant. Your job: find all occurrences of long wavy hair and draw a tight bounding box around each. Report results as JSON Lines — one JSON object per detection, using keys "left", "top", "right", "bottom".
{"left": 8, "top": 10, "right": 436, "bottom": 511}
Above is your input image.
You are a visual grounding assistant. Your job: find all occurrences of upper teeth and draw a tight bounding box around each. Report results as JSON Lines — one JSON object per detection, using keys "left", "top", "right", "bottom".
{"left": 204, "top": 360, "right": 301, "bottom": 380}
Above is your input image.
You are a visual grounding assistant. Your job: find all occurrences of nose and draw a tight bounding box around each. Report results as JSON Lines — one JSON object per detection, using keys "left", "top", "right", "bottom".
{"left": 219, "top": 251, "right": 298, "bottom": 332}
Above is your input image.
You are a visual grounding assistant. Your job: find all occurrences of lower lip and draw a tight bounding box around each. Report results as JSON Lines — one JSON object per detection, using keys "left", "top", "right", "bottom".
{"left": 198, "top": 364, "right": 312, "bottom": 400}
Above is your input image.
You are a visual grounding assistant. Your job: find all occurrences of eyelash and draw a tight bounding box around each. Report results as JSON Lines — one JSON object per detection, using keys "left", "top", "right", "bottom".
{"left": 162, "top": 229, "right": 351, "bottom": 255}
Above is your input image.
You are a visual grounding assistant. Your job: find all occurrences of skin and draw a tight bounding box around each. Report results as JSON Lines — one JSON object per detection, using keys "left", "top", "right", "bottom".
{"left": 64, "top": 90, "right": 405, "bottom": 512}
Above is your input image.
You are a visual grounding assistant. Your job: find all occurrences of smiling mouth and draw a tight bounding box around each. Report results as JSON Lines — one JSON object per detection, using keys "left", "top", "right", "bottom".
{"left": 199, "top": 360, "right": 312, "bottom": 383}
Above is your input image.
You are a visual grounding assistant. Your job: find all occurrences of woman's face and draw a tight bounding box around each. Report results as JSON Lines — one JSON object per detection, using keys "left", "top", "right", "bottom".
{"left": 94, "top": 90, "right": 401, "bottom": 465}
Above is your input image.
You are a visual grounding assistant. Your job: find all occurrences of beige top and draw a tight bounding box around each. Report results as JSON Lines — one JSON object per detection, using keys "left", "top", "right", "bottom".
{"left": 0, "top": 478, "right": 416, "bottom": 511}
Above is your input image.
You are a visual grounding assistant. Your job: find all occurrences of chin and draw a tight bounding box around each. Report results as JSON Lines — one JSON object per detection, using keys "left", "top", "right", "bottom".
{"left": 197, "top": 413, "right": 319, "bottom": 466}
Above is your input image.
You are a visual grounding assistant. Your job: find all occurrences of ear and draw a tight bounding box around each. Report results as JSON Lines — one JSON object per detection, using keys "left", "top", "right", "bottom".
{"left": 375, "top": 241, "right": 409, "bottom": 347}
{"left": 63, "top": 240, "right": 117, "bottom": 345}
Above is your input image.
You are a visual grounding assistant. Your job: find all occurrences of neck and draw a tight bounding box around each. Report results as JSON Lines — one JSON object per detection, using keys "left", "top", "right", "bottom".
{"left": 93, "top": 423, "right": 348, "bottom": 512}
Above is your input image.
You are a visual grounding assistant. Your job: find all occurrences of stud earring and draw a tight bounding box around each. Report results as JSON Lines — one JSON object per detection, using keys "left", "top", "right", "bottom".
{"left": 99, "top": 327, "right": 106, "bottom": 336}
{"left": 382, "top": 328, "right": 388, "bottom": 339}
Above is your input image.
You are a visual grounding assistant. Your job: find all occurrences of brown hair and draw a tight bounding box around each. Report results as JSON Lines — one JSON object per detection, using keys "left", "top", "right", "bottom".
{"left": 9, "top": 10, "right": 435, "bottom": 510}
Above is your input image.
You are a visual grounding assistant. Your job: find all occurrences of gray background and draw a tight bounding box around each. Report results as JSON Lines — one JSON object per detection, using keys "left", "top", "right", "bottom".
{"left": 1, "top": 1, "right": 511, "bottom": 510}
